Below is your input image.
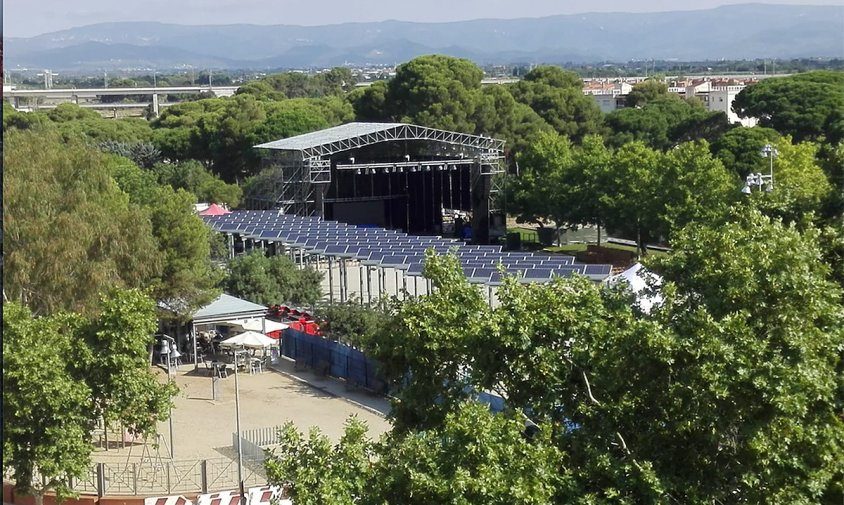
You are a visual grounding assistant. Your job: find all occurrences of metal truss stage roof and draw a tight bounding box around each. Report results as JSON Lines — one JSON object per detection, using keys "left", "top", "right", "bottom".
{"left": 205, "top": 211, "right": 613, "bottom": 286}
{"left": 254, "top": 122, "right": 505, "bottom": 158}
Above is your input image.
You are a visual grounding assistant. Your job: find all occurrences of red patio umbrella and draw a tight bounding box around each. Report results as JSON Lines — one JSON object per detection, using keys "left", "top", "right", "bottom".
{"left": 199, "top": 203, "right": 232, "bottom": 216}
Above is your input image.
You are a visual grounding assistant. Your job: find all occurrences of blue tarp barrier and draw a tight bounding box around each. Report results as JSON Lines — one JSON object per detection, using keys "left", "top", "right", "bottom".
{"left": 281, "top": 329, "right": 387, "bottom": 394}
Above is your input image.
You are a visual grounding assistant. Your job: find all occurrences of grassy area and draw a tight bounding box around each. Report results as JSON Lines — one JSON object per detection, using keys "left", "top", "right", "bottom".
{"left": 544, "top": 243, "right": 667, "bottom": 257}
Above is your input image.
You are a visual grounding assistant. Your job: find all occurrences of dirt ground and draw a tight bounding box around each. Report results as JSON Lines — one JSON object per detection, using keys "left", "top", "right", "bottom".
{"left": 91, "top": 362, "right": 391, "bottom": 464}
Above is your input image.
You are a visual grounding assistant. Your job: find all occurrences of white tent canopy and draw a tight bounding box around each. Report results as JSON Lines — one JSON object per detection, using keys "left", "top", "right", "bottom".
{"left": 220, "top": 331, "right": 278, "bottom": 350}
{"left": 223, "top": 318, "right": 289, "bottom": 333}
{"left": 606, "top": 263, "right": 663, "bottom": 314}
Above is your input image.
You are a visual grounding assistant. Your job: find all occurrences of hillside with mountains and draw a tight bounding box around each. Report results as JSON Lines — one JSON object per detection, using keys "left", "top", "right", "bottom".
{"left": 6, "top": 3, "right": 843, "bottom": 70}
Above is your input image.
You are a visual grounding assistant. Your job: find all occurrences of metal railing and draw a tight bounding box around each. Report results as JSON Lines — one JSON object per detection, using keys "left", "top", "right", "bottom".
{"left": 232, "top": 425, "right": 283, "bottom": 464}
{"left": 60, "top": 457, "right": 267, "bottom": 496}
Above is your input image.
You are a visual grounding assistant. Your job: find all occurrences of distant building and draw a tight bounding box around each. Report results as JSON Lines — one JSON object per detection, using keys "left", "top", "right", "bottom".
{"left": 706, "top": 85, "right": 758, "bottom": 127}
{"left": 585, "top": 77, "right": 758, "bottom": 126}
{"left": 584, "top": 80, "right": 633, "bottom": 113}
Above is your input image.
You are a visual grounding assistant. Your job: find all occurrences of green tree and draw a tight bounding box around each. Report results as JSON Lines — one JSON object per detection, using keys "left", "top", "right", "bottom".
{"left": 644, "top": 209, "right": 844, "bottom": 503}
{"left": 107, "top": 154, "right": 164, "bottom": 206}
{"left": 605, "top": 95, "right": 728, "bottom": 150}
{"left": 4, "top": 130, "right": 161, "bottom": 315}
{"left": 509, "top": 131, "right": 601, "bottom": 242}
{"left": 3, "top": 303, "right": 93, "bottom": 505}
{"left": 349, "top": 80, "right": 388, "bottom": 122}
{"left": 153, "top": 160, "right": 243, "bottom": 208}
{"left": 45, "top": 104, "right": 154, "bottom": 144}
{"left": 745, "top": 138, "right": 832, "bottom": 223}
{"left": 711, "top": 125, "right": 782, "bottom": 177}
{"left": 600, "top": 141, "right": 662, "bottom": 253}
{"left": 265, "top": 404, "right": 568, "bottom": 505}
{"left": 369, "top": 402, "right": 569, "bottom": 505}
{"left": 98, "top": 140, "right": 162, "bottom": 168}
{"left": 224, "top": 250, "right": 323, "bottom": 307}
{"left": 151, "top": 97, "right": 227, "bottom": 164}
{"left": 732, "top": 71, "right": 844, "bottom": 143}
{"left": 657, "top": 140, "right": 738, "bottom": 239}
{"left": 47, "top": 102, "right": 102, "bottom": 122}
{"left": 265, "top": 418, "right": 373, "bottom": 505}
{"left": 367, "top": 235, "right": 844, "bottom": 502}
{"left": 509, "top": 65, "right": 603, "bottom": 142}
{"left": 148, "top": 186, "right": 223, "bottom": 319}
{"left": 384, "top": 55, "right": 485, "bottom": 132}
{"left": 235, "top": 80, "right": 287, "bottom": 101}
{"left": 3, "top": 102, "right": 52, "bottom": 131}
{"left": 3, "top": 290, "right": 178, "bottom": 505}
{"left": 624, "top": 78, "right": 669, "bottom": 107}
{"left": 367, "top": 251, "right": 491, "bottom": 432}
{"left": 473, "top": 84, "right": 553, "bottom": 157}
{"left": 312, "top": 300, "right": 388, "bottom": 348}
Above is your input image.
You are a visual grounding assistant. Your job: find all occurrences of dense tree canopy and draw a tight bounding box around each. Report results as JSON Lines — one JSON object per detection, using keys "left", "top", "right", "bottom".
{"left": 4, "top": 289, "right": 178, "bottom": 504}
{"left": 152, "top": 160, "right": 243, "bottom": 208}
{"left": 624, "top": 78, "right": 669, "bottom": 108}
{"left": 604, "top": 94, "right": 729, "bottom": 150}
{"left": 269, "top": 214, "right": 844, "bottom": 503}
{"left": 358, "top": 215, "right": 844, "bottom": 502}
{"left": 151, "top": 94, "right": 352, "bottom": 181}
{"left": 732, "top": 71, "right": 844, "bottom": 143}
{"left": 711, "top": 125, "right": 782, "bottom": 177}
{"left": 224, "top": 250, "right": 323, "bottom": 307}
{"left": 4, "top": 130, "right": 161, "bottom": 315}
{"left": 384, "top": 55, "right": 485, "bottom": 132}
{"left": 508, "top": 131, "right": 606, "bottom": 237}
{"left": 242, "top": 67, "right": 356, "bottom": 99}
{"left": 266, "top": 403, "right": 565, "bottom": 505}
{"left": 509, "top": 66, "right": 603, "bottom": 142}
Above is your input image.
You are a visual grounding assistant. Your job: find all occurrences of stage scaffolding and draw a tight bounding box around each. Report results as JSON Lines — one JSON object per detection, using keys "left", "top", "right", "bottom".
{"left": 249, "top": 122, "right": 505, "bottom": 243}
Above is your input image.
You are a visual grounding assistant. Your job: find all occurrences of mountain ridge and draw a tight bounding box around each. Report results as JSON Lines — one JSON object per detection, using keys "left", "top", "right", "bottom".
{"left": 6, "top": 4, "right": 843, "bottom": 70}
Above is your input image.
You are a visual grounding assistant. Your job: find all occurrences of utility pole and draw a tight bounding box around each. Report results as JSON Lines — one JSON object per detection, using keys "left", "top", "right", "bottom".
{"left": 104, "top": 71, "right": 108, "bottom": 88}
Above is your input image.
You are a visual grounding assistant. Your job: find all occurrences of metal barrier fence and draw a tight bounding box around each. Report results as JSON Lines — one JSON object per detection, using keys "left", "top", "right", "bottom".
{"left": 281, "top": 330, "right": 388, "bottom": 394}
{"left": 233, "top": 426, "right": 283, "bottom": 463}
{"left": 62, "top": 457, "right": 267, "bottom": 496}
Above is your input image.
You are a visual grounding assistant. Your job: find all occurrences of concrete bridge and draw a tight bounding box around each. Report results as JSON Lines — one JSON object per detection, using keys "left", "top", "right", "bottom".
{"left": 4, "top": 85, "right": 240, "bottom": 116}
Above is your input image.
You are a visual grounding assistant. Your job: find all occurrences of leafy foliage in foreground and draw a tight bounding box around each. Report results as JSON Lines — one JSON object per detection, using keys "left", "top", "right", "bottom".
{"left": 266, "top": 404, "right": 567, "bottom": 505}
{"left": 3, "top": 289, "right": 178, "bottom": 504}
{"left": 331, "top": 211, "right": 842, "bottom": 503}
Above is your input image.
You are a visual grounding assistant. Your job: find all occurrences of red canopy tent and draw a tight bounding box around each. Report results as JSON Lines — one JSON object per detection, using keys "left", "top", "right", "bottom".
{"left": 199, "top": 203, "right": 232, "bottom": 216}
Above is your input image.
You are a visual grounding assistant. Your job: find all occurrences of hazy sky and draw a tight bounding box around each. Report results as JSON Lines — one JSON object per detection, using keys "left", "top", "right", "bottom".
{"left": 4, "top": 0, "right": 842, "bottom": 37}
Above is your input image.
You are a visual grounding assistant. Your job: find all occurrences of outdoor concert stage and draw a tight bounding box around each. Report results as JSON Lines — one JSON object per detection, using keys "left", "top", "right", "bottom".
{"left": 250, "top": 122, "right": 506, "bottom": 244}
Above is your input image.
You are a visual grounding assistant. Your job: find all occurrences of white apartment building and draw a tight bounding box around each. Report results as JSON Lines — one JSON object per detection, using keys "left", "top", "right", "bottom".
{"left": 586, "top": 79, "right": 758, "bottom": 126}
{"left": 706, "top": 85, "right": 758, "bottom": 127}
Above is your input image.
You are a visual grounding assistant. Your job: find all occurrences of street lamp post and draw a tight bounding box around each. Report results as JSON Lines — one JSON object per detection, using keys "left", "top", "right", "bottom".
{"left": 234, "top": 348, "right": 245, "bottom": 505}
{"left": 742, "top": 143, "right": 777, "bottom": 194}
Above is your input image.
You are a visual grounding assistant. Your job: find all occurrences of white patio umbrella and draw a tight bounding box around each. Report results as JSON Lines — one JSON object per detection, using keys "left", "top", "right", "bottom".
{"left": 220, "top": 331, "right": 278, "bottom": 350}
